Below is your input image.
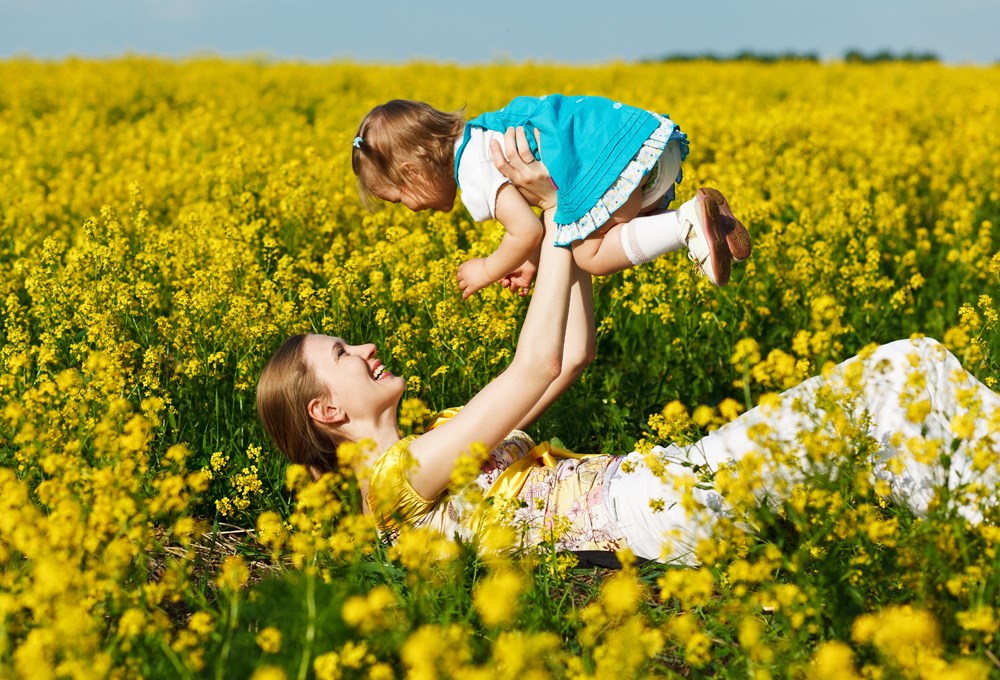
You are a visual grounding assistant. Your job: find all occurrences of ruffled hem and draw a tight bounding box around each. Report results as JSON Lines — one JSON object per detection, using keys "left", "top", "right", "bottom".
{"left": 553, "top": 114, "right": 689, "bottom": 247}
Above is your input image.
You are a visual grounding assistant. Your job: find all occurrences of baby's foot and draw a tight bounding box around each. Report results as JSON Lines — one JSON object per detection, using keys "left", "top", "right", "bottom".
{"left": 696, "top": 187, "right": 751, "bottom": 261}
{"left": 678, "top": 192, "right": 731, "bottom": 286}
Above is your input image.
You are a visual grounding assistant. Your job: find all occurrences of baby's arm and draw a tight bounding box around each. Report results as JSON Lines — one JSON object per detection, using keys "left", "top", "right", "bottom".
{"left": 456, "top": 187, "right": 543, "bottom": 300}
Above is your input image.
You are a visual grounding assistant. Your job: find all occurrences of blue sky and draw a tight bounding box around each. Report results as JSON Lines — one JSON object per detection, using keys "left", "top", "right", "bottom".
{"left": 2, "top": 0, "right": 997, "bottom": 64}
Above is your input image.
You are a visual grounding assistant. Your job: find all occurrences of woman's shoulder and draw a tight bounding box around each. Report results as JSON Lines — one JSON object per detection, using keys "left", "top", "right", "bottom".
{"left": 367, "top": 435, "right": 439, "bottom": 529}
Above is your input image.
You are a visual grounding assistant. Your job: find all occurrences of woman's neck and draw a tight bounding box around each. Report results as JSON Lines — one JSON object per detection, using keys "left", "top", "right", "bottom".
{"left": 346, "top": 415, "right": 403, "bottom": 466}
{"left": 352, "top": 418, "right": 402, "bottom": 515}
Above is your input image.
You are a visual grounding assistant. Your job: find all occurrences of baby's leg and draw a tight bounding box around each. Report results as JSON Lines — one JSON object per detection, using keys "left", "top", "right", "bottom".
{"left": 571, "top": 225, "right": 636, "bottom": 277}
{"left": 569, "top": 188, "right": 646, "bottom": 276}
{"left": 571, "top": 189, "right": 733, "bottom": 285}
{"left": 570, "top": 188, "right": 692, "bottom": 277}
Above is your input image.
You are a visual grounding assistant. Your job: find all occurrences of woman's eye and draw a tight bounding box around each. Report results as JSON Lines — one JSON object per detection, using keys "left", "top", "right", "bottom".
{"left": 337, "top": 347, "right": 346, "bottom": 358}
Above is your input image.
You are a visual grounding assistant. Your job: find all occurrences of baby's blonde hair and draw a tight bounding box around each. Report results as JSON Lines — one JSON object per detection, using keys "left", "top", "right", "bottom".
{"left": 351, "top": 100, "right": 465, "bottom": 210}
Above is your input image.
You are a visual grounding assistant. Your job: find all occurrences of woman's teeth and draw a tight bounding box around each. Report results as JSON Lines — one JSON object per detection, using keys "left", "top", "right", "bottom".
{"left": 373, "top": 365, "right": 386, "bottom": 380}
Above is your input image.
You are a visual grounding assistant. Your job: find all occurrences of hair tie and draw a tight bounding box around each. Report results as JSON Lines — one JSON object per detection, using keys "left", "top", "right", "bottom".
{"left": 353, "top": 136, "right": 364, "bottom": 149}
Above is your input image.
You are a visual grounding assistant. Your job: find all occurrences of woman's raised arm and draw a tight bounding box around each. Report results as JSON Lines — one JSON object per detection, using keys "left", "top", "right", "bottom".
{"left": 406, "top": 215, "right": 572, "bottom": 497}
{"left": 405, "top": 142, "right": 573, "bottom": 499}
{"left": 488, "top": 126, "right": 596, "bottom": 430}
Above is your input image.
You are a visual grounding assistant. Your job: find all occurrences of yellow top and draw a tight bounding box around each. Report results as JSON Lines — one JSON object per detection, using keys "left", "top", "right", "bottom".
{"left": 365, "top": 408, "right": 602, "bottom": 534}
{"left": 366, "top": 434, "right": 433, "bottom": 528}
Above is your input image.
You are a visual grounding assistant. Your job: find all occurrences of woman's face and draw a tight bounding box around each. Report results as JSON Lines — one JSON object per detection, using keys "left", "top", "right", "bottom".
{"left": 301, "top": 334, "right": 406, "bottom": 422}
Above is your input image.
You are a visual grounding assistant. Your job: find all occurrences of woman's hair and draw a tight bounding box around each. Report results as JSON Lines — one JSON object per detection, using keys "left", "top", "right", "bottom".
{"left": 256, "top": 334, "right": 349, "bottom": 477}
{"left": 351, "top": 99, "right": 465, "bottom": 211}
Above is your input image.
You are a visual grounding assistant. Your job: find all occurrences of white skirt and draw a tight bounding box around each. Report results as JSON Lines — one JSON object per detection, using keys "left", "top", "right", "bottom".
{"left": 607, "top": 338, "right": 1000, "bottom": 564}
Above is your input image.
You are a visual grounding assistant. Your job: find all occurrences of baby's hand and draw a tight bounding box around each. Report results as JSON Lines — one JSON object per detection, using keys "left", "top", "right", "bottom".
{"left": 457, "top": 258, "right": 494, "bottom": 300}
{"left": 501, "top": 260, "right": 537, "bottom": 297}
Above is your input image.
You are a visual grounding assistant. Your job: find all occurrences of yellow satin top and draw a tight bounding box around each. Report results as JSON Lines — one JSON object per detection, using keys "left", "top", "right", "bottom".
{"left": 366, "top": 434, "right": 435, "bottom": 528}
{"left": 365, "top": 408, "right": 597, "bottom": 533}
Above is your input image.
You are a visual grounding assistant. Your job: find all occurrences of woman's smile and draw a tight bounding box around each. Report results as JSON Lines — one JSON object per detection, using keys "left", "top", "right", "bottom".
{"left": 371, "top": 361, "right": 390, "bottom": 381}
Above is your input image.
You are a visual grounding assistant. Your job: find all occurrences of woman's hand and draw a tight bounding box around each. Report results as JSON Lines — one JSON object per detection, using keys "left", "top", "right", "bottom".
{"left": 490, "top": 127, "right": 557, "bottom": 211}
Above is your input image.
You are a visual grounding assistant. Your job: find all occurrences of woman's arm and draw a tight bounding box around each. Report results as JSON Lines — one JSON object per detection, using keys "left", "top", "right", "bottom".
{"left": 491, "top": 126, "right": 557, "bottom": 211}
{"left": 487, "top": 127, "right": 596, "bottom": 429}
{"left": 407, "top": 207, "right": 573, "bottom": 497}
{"left": 514, "top": 264, "right": 595, "bottom": 429}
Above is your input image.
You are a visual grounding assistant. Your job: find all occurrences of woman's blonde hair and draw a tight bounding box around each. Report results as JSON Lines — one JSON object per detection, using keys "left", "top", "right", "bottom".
{"left": 351, "top": 99, "right": 465, "bottom": 210}
{"left": 256, "top": 334, "right": 349, "bottom": 478}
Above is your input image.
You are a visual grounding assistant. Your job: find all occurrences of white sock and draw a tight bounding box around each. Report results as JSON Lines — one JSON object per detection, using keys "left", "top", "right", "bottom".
{"left": 619, "top": 209, "right": 689, "bottom": 266}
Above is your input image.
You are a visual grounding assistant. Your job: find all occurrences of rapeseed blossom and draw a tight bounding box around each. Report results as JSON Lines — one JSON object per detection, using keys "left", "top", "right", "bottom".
{"left": 0, "top": 57, "right": 998, "bottom": 678}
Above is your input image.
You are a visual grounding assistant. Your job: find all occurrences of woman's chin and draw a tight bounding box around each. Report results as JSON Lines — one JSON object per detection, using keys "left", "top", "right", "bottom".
{"left": 387, "top": 374, "right": 407, "bottom": 394}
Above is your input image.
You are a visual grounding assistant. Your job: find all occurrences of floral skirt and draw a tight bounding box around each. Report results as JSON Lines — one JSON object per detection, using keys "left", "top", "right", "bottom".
{"left": 553, "top": 114, "right": 690, "bottom": 247}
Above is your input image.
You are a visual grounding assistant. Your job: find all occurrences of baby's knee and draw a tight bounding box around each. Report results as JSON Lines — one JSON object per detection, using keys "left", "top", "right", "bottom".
{"left": 572, "top": 239, "right": 600, "bottom": 269}
{"left": 572, "top": 238, "right": 618, "bottom": 277}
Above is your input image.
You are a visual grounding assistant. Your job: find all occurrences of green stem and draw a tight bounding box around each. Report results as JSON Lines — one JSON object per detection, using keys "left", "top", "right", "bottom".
{"left": 216, "top": 594, "right": 239, "bottom": 680}
{"left": 160, "top": 639, "right": 193, "bottom": 680}
{"left": 297, "top": 564, "right": 317, "bottom": 680}
{"left": 1, "top": 618, "right": 9, "bottom": 677}
{"left": 742, "top": 363, "right": 754, "bottom": 412}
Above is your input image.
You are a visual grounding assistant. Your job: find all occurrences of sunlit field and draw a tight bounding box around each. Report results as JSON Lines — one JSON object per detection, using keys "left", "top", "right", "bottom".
{"left": 1, "top": 57, "right": 999, "bottom": 678}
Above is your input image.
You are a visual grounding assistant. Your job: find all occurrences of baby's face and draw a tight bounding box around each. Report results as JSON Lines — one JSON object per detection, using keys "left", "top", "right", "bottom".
{"left": 372, "top": 174, "right": 455, "bottom": 213}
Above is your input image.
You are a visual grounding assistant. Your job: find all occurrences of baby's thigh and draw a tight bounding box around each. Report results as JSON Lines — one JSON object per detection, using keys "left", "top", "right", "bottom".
{"left": 605, "top": 185, "right": 644, "bottom": 227}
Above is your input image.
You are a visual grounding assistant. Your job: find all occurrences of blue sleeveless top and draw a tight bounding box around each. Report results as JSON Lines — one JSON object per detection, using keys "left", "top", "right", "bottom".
{"left": 454, "top": 94, "right": 666, "bottom": 226}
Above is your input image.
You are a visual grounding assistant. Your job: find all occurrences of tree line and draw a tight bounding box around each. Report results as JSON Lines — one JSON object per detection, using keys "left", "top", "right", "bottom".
{"left": 644, "top": 49, "right": 943, "bottom": 64}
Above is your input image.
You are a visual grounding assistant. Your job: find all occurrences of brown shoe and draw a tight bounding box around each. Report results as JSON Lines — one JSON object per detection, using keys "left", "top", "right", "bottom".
{"left": 696, "top": 187, "right": 751, "bottom": 261}
{"left": 678, "top": 192, "right": 731, "bottom": 286}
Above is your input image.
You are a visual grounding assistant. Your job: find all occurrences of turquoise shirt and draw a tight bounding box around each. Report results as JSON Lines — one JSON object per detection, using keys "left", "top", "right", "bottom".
{"left": 454, "top": 94, "right": 667, "bottom": 225}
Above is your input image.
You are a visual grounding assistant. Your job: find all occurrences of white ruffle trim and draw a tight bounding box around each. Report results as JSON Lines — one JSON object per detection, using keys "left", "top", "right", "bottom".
{"left": 553, "top": 114, "right": 688, "bottom": 247}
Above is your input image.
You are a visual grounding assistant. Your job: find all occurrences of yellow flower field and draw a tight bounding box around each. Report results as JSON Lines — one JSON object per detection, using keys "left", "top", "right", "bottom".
{"left": 0, "top": 57, "right": 998, "bottom": 678}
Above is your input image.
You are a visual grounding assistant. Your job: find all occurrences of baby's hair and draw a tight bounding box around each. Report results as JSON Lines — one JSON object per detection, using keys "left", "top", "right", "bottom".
{"left": 351, "top": 100, "right": 465, "bottom": 211}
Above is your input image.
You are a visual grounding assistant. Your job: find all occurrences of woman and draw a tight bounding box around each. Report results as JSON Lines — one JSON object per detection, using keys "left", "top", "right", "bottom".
{"left": 257, "top": 130, "right": 1000, "bottom": 565}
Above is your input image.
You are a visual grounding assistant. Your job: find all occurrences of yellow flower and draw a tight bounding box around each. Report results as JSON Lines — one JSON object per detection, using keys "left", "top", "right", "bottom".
{"left": 853, "top": 605, "right": 943, "bottom": 672}
{"left": 955, "top": 606, "right": 998, "bottom": 638}
{"left": 718, "top": 397, "right": 744, "bottom": 422}
{"left": 401, "top": 624, "right": 470, "bottom": 679}
{"left": 255, "top": 627, "right": 282, "bottom": 654}
{"left": 600, "top": 571, "right": 643, "bottom": 618}
{"left": 473, "top": 569, "right": 525, "bottom": 627}
{"left": 187, "top": 611, "right": 215, "bottom": 636}
{"left": 341, "top": 585, "right": 399, "bottom": 634}
{"left": 810, "top": 641, "right": 860, "bottom": 680}
{"left": 216, "top": 555, "right": 250, "bottom": 592}
{"left": 116, "top": 609, "right": 146, "bottom": 639}
{"left": 250, "top": 667, "right": 288, "bottom": 680}
{"left": 670, "top": 613, "right": 712, "bottom": 667}
{"left": 731, "top": 337, "right": 761, "bottom": 367}
{"left": 658, "top": 567, "right": 714, "bottom": 609}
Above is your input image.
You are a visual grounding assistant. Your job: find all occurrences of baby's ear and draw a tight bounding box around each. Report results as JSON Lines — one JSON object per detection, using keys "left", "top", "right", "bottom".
{"left": 399, "top": 161, "right": 422, "bottom": 180}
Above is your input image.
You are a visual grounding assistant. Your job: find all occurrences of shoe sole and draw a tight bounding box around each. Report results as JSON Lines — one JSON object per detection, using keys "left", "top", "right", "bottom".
{"left": 698, "top": 194, "right": 731, "bottom": 286}
{"left": 697, "top": 187, "right": 751, "bottom": 261}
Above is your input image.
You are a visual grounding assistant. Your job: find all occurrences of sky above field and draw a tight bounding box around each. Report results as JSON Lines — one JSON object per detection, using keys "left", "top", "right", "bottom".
{"left": 1, "top": 0, "right": 997, "bottom": 64}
